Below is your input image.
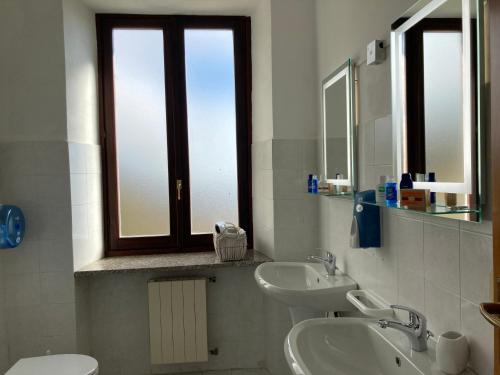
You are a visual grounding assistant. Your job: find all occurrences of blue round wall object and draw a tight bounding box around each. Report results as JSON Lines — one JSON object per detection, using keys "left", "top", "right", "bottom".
{"left": 0, "top": 205, "right": 25, "bottom": 249}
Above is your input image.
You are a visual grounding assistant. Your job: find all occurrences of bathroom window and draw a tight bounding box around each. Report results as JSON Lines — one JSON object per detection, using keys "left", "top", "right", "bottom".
{"left": 97, "top": 15, "right": 252, "bottom": 256}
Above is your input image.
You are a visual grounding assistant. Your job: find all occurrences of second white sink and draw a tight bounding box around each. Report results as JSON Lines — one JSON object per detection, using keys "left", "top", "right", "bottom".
{"left": 254, "top": 262, "right": 356, "bottom": 324}
{"left": 285, "top": 318, "right": 439, "bottom": 375}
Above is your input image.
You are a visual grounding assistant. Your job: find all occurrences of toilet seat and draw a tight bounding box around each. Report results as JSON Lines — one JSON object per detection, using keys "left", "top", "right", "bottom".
{"left": 6, "top": 354, "right": 98, "bottom": 375}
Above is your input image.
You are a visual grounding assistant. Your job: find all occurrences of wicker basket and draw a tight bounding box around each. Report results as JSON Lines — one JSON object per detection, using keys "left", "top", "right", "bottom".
{"left": 213, "top": 224, "right": 247, "bottom": 262}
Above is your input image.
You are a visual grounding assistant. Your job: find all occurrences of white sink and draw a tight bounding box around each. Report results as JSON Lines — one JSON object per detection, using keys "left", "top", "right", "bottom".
{"left": 254, "top": 262, "right": 356, "bottom": 324}
{"left": 285, "top": 318, "right": 443, "bottom": 375}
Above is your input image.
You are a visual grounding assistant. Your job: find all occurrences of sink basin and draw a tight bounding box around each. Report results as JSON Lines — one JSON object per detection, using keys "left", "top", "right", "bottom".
{"left": 285, "top": 318, "right": 440, "bottom": 375}
{"left": 254, "top": 262, "right": 356, "bottom": 324}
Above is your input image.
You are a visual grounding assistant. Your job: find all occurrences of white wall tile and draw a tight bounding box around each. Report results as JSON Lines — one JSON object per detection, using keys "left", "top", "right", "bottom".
{"left": 423, "top": 223, "right": 460, "bottom": 294}
{"left": 40, "top": 272, "right": 75, "bottom": 304}
{"left": 39, "top": 240, "right": 73, "bottom": 273}
{"left": 359, "top": 120, "right": 374, "bottom": 169}
{"left": 373, "top": 116, "right": 392, "bottom": 165}
{"left": 461, "top": 299, "right": 493, "bottom": 375}
{"left": 5, "top": 305, "right": 42, "bottom": 341}
{"left": 397, "top": 270, "right": 425, "bottom": 315}
{"left": 273, "top": 169, "right": 304, "bottom": 200}
{"left": 272, "top": 140, "right": 300, "bottom": 170}
{"left": 390, "top": 214, "right": 424, "bottom": 273}
{"left": 460, "top": 219, "right": 492, "bottom": 236}
{"left": 40, "top": 334, "right": 77, "bottom": 355}
{"left": 68, "top": 142, "right": 87, "bottom": 174}
{"left": 70, "top": 173, "right": 87, "bottom": 205}
{"left": 424, "top": 280, "right": 461, "bottom": 336}
{"left": 7, "top": 336, "right": 42, "bottom": 366}
{"left": 0, "top": 241, "right": 40, "bottom": 275}
{"left": 460, "top": 231, "right": 492, "bottom": 304}
{"left": 41, "top": 303, "right": 76, "bottom": 337}
{"left": 4, "top": 273, "right": 41, "bottom": 307}
{"left": 86, "top": 173, "right": 102, "bottom": 205}
{"left": 300, "top": 139, "right": 318, "bottom": 172}
{"left": 71, "top": 204, "right": 88, "bottom": 240}
{"left": 86, "top": 145, "right": 102, "bottom": 174}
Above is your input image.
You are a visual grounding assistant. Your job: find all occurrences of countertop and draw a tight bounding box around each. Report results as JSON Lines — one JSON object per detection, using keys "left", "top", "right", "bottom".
{"left": 74, "top": 249, "right": 272, "bottom": 277}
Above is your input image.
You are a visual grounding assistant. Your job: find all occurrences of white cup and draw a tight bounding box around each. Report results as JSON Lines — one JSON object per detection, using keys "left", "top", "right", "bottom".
{"left": 436, "top": 331, "right": 469, "bottom": 374}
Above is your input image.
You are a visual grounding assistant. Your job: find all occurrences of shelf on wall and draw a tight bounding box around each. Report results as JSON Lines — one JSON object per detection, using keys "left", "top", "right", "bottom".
{"left": 309, "top": 191, "right": 481, "bottom": 220}
{"left": 360, "top": 200, "right": 481, "bottom": 216}
{"left": 308, "top": 191, "right": 353, "bottom": 198}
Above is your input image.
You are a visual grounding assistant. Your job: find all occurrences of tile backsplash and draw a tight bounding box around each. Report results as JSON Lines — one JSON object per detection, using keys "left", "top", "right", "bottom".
{"left": 320, "top": 198, "right": 493, "bottom": 375}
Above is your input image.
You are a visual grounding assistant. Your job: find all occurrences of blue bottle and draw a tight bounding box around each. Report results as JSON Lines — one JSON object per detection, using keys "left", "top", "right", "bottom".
{"left": 308, "top": 174, "right": 314, "bottom": 193}
{"left": 385, "top": 177, "right": 398, "bottom": 206}
{"left": 400, "top": 173, "right": 413, "bottom": 189}
{"left": 427, "top": 172, "right": 436, "bottom": 204}
{"left": 312, "top": 175, "right": 319, "bottom": 194}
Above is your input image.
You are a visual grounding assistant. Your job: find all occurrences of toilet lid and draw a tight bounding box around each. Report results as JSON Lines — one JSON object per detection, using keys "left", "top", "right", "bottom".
{"left": 6, "top": 354, "right": 98, "bottom": 375}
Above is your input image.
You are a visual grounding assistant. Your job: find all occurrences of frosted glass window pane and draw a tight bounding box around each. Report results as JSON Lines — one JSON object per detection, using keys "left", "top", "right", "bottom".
{"left": 113, "top": 29, "right": 170, "bottom": 237}
{"left": 185, "top": 30, "right": 239, "bottom": 234}
{"left": 423, "top": 32, "right": 464, "bottom": 183}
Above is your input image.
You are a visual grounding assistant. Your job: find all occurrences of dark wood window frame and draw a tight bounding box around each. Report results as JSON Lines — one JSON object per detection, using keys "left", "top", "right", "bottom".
{"left": 96, "top": 14, "right": 253, "bottom": 257}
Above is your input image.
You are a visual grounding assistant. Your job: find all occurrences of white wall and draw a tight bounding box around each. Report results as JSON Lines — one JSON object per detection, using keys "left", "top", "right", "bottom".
{"left": 316, "top": 1, "right": 493, "bottom": 375}
{"left": 0, "top": 0, "right": 78, "bottom": 370}
{"left": 84, "top": 267, "right": 267, "bottom": 375}
{"left": 63, "top": 0, "right": 104, "bottom": 272}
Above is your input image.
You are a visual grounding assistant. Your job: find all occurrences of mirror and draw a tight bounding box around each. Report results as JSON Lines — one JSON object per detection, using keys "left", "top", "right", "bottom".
{"left": 391, "top": 0, "right": 483, "bottom": 220}
{"left": 322, "top": 59, "right": 357, "bottom": 191}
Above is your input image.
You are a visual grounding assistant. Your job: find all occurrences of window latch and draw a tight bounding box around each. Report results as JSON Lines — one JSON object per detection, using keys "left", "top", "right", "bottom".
{"left": 177, "top": 179, "right": 182, "bottom": 200}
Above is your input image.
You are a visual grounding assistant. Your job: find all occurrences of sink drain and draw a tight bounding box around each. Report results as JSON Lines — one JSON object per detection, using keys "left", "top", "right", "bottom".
{"left": 395, "top": 356, "right": 401, "bottom": 367}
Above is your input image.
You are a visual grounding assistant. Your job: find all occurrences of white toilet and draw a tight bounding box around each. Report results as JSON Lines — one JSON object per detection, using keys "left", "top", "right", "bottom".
{"left": 6, "top": 354, "right": 98, "bottom": 375}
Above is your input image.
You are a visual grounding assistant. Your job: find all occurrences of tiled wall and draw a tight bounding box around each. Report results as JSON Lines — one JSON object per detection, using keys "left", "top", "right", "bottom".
{"left": 315, "top": 1, "right": 494, "bottom": 373}
{"left": 252, "top": 2, "right": 319, "bottom": 374}
{"left": 84, "top": 267, "right": 266, "bottom": 375}
{"left": 69, "top": 142, "right": 104, "bottom": 270}
{"left": 0, "top": 142, "right": 77, "bottom": 371}
{"left": 320, "top": 200, "right": 493, "bottom": 375}
{"left": 0, "top": 0, "right": 101, "bottom": 369}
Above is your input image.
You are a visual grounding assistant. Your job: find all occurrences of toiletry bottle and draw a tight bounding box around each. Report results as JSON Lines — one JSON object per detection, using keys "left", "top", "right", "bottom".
{"left": 312, "top": 175, "right": 319, "bottom": 194}
{"left": 376, "top": 176, "right": 386, "bottom": 203}
{"left": 428, "top": 172, "right": 436, "bottom": 204}
{"left": 385, "top": 177, "right": 398, "bottom": 206}
{"left": 335, "top": 173, "right": 342, "bottom": 194}
{"left": 308, "top": 174, "right": 314, "bottom": 193}
{"left": 400, "top": 173, "right": 413, "bottom": 189}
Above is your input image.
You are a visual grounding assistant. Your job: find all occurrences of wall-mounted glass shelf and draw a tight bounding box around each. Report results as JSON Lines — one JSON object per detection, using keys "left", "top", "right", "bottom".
{"left": 309, "top": 191, "right": 481, "bottom": 220}
{"left": 360, "top": 200, "right": 481, "bottom": 216}
{"left": 308, "top": 191, "right": 353, "bottom": 198}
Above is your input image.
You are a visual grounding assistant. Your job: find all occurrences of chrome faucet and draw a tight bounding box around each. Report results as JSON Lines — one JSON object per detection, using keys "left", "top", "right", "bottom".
{"left": 377, "top": 305, "right": 433, "bottom": 352}
{"left": 307, "top": 251, "right": 336, "bottom": 275}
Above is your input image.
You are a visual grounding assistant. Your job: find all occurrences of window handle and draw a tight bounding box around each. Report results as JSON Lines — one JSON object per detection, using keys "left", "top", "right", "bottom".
{"left": 177, "top": 179, "right": 182, "bottom": 200}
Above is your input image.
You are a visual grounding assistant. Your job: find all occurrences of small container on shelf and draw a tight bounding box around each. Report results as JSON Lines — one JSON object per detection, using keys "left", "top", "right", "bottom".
{"left": 400, "top": 189, "right": 429, "bottom": 211}
{"left": 385, "top": 177, "right": 398, "bottom": 206}
{"left": 399, "top": 173, "right": 413, "bottom": 189}
{"left": 427, "top": 172, "right": 436, "bottom": 204}
{"left": 375, "top": 176, "right": 386, "bottom": 203}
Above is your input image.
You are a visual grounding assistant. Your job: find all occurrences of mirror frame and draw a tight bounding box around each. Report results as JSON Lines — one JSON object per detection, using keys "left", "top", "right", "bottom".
{"left": 391, "top": 0, "right": 484, "bottom": 198}
{"left": 321, "top": 59, "right": 357, "bottom": 190}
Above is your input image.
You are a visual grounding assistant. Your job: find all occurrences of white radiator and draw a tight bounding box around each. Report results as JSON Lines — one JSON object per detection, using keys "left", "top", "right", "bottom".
{"left": 148, "top": 278, "right": 208, "bottom": 364}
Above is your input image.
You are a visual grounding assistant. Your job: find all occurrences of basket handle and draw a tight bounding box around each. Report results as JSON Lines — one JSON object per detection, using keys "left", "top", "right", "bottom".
{"left": 223, "top": 222, "right": 239, "bottom": 235}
